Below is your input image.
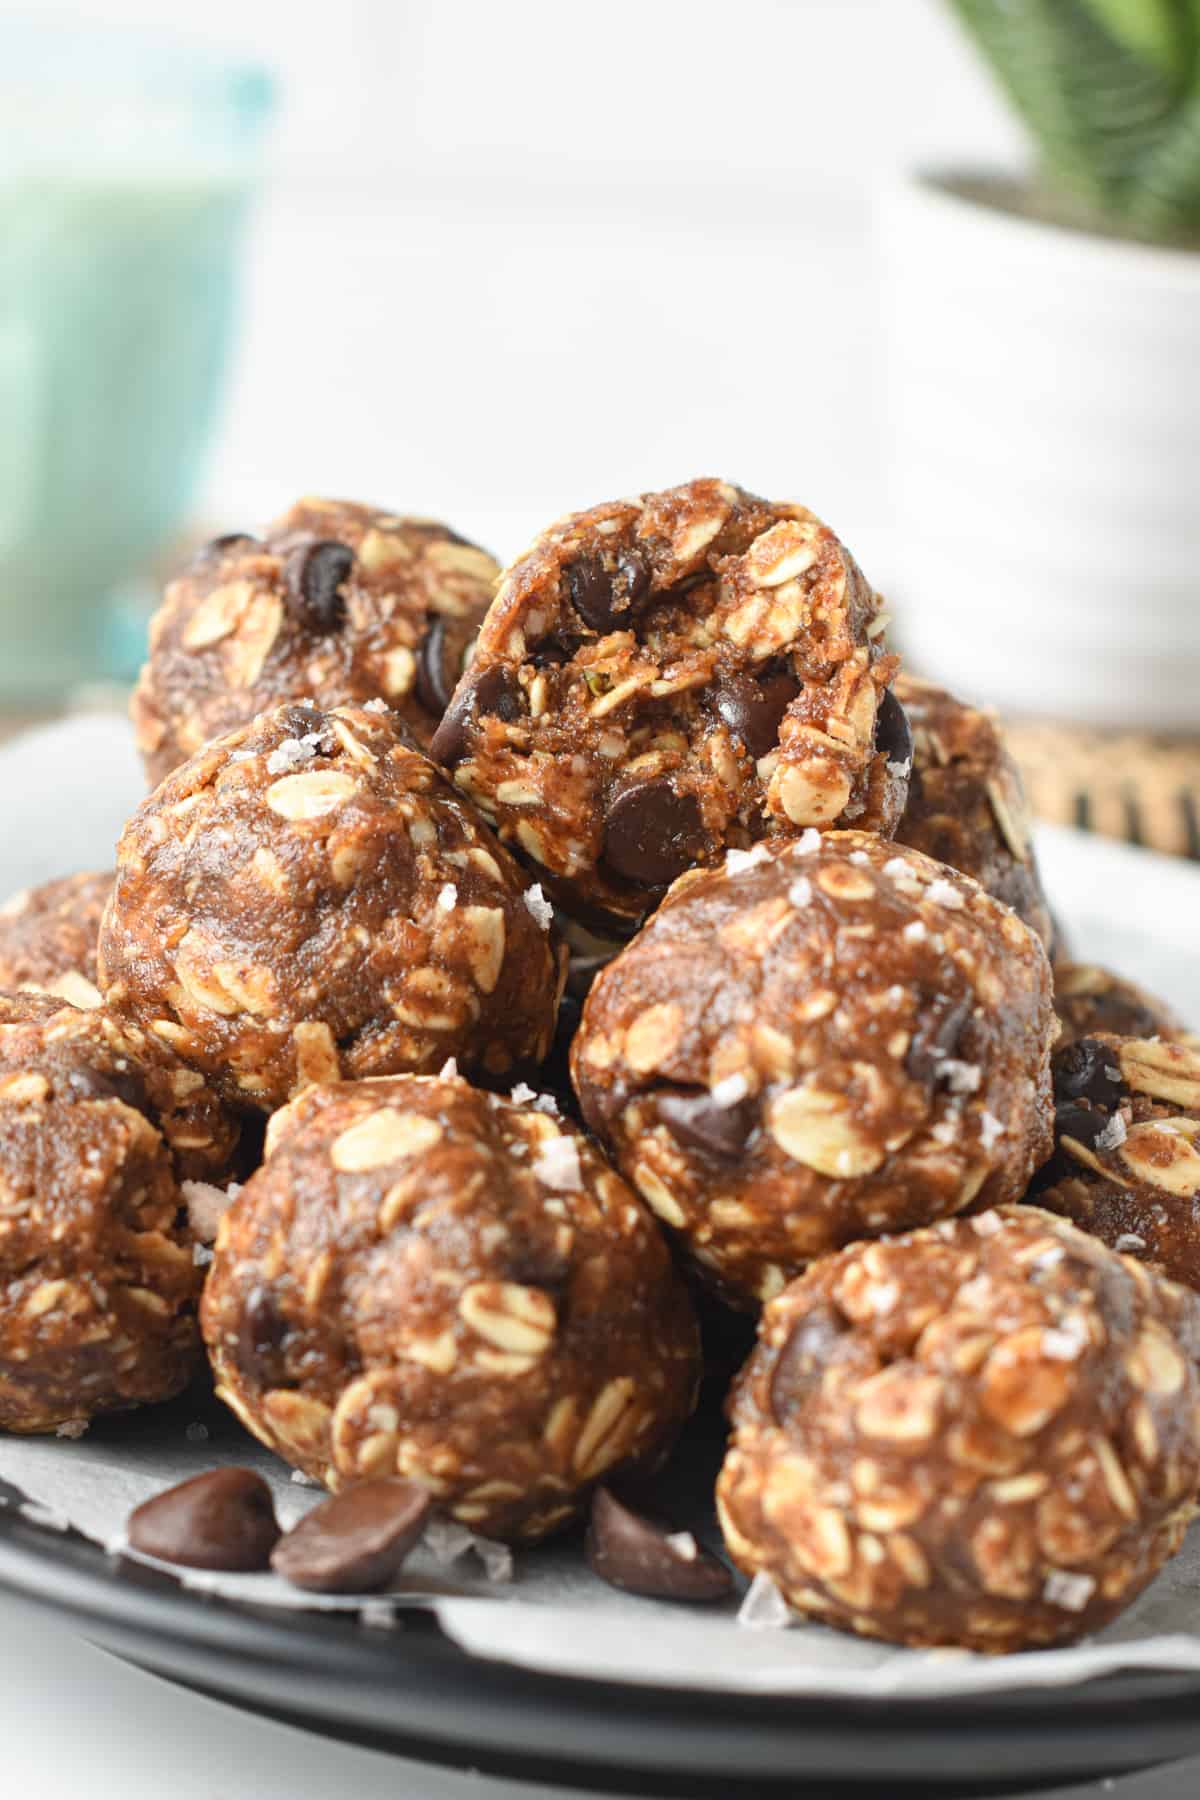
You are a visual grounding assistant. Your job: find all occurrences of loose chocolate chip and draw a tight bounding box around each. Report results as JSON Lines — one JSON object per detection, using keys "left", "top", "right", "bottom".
{"left": 713, "top": 667, "right": 801, "bottom": 761}
{"left": 602, "top": 780, "right": 706, "bottom": 888}
{"left": 414, "top": 616, "right": 452, "bottom": 715}
{"left": 270, "top": 1479, "right": 431, "bottom": 1594}
{"left": 905, "top": 994, "right": 974, "bottom": 1088}
{"left": 1055, "top": 1101, "right": 1116, "bottom": 1154}
{"left": 873, "top": 687, "right": 913, "bottom": 767}
{"left": 237, "top": 1286, "right": 289, "bottom": 1389}
{"left": 1053, "top": 1038, "right": 1128, "bottom": 1109}
{"left": 284, "top": 539, "right": 355, "bottom": 632}
{"left": 428, "top": 663, "right": 523, "bottom": 767}
{"left": 617, "top": 547, "right": 652, "bottom": 608}
{"left": 769, "top": 1301, "right": 847, "bottom": 1424}
{"left": 127, "top": 1468, "right": 280, "bottom": 1572}
{"left": 66, "top": 1064, "right": 152, "bottom": 1116}
{"left": 656, "top": 1086, "right": 753, "bottom": 1161}
{"left": 585, "top": 1487, "right": 732, "bottom": 1603}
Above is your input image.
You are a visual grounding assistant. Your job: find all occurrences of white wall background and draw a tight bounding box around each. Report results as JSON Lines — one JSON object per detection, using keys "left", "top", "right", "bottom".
{"left": 20, "top": 0, "right": 1024, "bottom": 574}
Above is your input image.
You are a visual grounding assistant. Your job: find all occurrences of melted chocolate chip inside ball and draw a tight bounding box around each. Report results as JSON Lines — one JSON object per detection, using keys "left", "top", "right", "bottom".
{"left": 429, "top": 664, "right": 523, "bottom": 766}
{"left": 237, "top": 1286, "right": 290, "bottom": 1389}
{"left": 414, "top": 616, "right": 453, "bottom": 715}
{"left": 713, "top": 666, "right": 801, "bottom": 761}
{"left": 66, "top": 1063, "right": 152, "bottom": 1117}
{"left": 1055, "top": 1101, "right": 1118, "bottom": 1155}
{"left": 1053, "top": 1038, "right": 1128, "bottom": 1109}
{"left": 271, "top": 1479, "right": 431, "bottom": 1593}
{"left": 769, "top": 1301, "right": 847, "bottom": 1425}
{"left": 873, "top": 687, "right": 913, "bottom": 767}
{"left": 905, "top": 994, "right": 973, "bottom": 1088}
{"left": 284, "top": 540, "right": 355, "bottom": 632}
{"left": 127, "top": 1468, "right": 280, "bottom": 1572}
{"left": 585, "top": 1487, "right": 732, "bottom": 1603}
{"left": 601, "top": 781, "right": 706, "bottom": 888}
{"left": 656, "top": 1087, "right": 754, "bottom": 1161}
{"left": 566, "top": 548, "right": 652, "bottom": 635}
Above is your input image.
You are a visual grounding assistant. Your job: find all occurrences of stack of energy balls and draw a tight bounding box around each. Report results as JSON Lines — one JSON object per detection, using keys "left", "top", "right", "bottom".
{"left": 3, "top": 482, "right": 1198, "bottom": 1649}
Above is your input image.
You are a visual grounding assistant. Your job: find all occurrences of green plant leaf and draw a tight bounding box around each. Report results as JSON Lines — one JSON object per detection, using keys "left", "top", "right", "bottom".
{"left": 1077, "top": 0, "right": 1192, "bottom": 80}
{"left": 1126, "top": 85, "right": 1200, "bottom": 235}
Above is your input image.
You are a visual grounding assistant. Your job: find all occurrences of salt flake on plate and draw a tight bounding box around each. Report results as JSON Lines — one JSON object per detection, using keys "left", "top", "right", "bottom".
{"left": 737, "top": 1570, "right": 793, "bottom": 1631}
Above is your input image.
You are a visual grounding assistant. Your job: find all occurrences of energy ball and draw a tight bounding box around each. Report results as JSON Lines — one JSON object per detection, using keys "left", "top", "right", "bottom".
{"left": 573, "top": 832, "right": 1054, "bottom": 1309}
{"left": 431, "top": 478, "right": 903, "bottom": 932}
{"left": 1039, "top": 1035, "right": 1200, "bottom": 1291}
{"left": 0, "top": 871, "right": 111, "bottom": 1008}
{"left": 0, "top": 992, "right": 240, "bottom": 1184}
{"left": 100, "top": 703, "right": 565, "bottom": 1113}
{"left": 893, "top": 676, "right": 1053, "bottom": 953}
{"left": 0, "top": 997, "right": 201, "bottom": 1432}
{"left": 131, "top": 497, "right": 499, "bottom": 786}
{"left": 717, "top": 1207, "right": 1200, "bottom": 1652}
{"left": 1053, "top": 962, "right": 1186, "bottom": 1047}
{"left": 201, "top": 1074, "right": 700, "bottom": 1541}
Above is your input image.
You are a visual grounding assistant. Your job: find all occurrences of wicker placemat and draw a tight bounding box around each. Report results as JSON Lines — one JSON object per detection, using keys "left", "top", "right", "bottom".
{"left": 1006, "top": 719, "right": 1200, "bottom": 861}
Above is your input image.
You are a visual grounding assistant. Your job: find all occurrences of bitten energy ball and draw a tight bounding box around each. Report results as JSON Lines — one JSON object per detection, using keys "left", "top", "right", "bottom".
{"left": 431, "top": 479, "right": 903, "bottom": 930}
{"left": 131, "top": 497, "right": 499, "bottom": 785}
{"left": 101, "top": 703, "right": 564, "bottom": 1113}
{"left": 1053, "top": 963, "right": 1186, "bottom": 1047}
{"left": 0, "top": 871, "right": 112, "bottom": 1008}
{"left": 893, "top": 675, "right": 1053, "bottom": 953}
{"left": 0, "top": 996, "right": 201, "bottom": 1432}
{"left": 202, "top": 1075, "right": 700, "bottom": 1540}
{"left": 0, "top": 992, "right": 239, "bottom": 1184}
{"left": 1039, "top": 1035, "right": 1200, "bottom": 1292}
{"left": 573, "top": 832, "right": 1054, "bottom": 1308}
{"left": 717, "top": 1207, "right": 1200, "bottom": 1652}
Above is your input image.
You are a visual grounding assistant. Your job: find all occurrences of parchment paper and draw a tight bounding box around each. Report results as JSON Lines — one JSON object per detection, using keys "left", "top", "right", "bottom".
{"left": 3, "top": 713, "right": 1200, "bottom": 1700}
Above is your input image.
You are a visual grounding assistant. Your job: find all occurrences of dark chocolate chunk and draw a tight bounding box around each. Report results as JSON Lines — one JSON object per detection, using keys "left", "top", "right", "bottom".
{"left": 1054, "top": 1101, "right": 1119, "bottom": 1155}
{"left": 237, "top": 1286, "right": 289, "bottom": 1389}
{"left": 284, "top": 540, "right": 355, "bottom": 632}
{"left": 713, "top": 667, "right": 801, "bottom": 761}
{"left": 270, "top": 1478, "right": 431, "bottom": 1594}
{"left": 428, "top": 664, "right": 522, "bottom": 766}
{"left": 585, "top": 1487, "right": 732, "bottom": 1603}
{"left": 905, "top": 994, "right": 973, "bottom": 1088}
{"left": 602, "top": 781, "right": 706, "bottom": 888}
{"left": 127, "top": 1468, "right": 280, "bottom": 1572}
{"left": 566, "top": 549, "right": 652, "bottom": 635}
{"left": 414, "top": 616, "right": 452, "bottom": 715}
{"left": 66, "top": 1063, "right": 152, "bottom": 1117}
{"left": 770, "top": 1300, "right": 847, "bottom": 1424}
{"left": 1053, "top": 1038, "right": 1128, "bottom": 1109}
{"left": 873, "top": 687, "right": 913, "bottom": 767}
{"left": 656, "top": 1086, "right": 753, "bottom": 1161}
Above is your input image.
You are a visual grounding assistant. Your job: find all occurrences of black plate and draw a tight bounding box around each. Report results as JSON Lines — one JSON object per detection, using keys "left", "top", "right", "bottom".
{"left": 2, "top": 1493, "right": 1200, "bottom": 1800}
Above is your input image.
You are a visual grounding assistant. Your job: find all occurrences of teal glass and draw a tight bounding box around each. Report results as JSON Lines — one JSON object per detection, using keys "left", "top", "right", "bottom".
{"left": 0, "top": 24, "right": 274, "bottom": 700}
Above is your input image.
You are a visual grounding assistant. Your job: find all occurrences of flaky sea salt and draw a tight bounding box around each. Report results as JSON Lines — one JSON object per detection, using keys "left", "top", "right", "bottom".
{"left": 887, "top": 757, "right": 912, "bottom": 780}
{"left": 711, "top": 1072, "right": 751, "bottom": 1109}
{"left": 523, "top": 884, "right": 554, "bottom": 930}
{"left": 510, "top": 1081, "right": 537, "bottom": 1106}
{"left": 192, "top": 1244, "right": 214, "bottom": 1268}
{"left": 979, "top": 1112, "right": 1005, "bottom": 1151}
{"left": 737, "top": 1571, "right": 793, "bottom": 1631}
{"left": 532, "top": 1092, "right": 561, "bottom": 1116}
{"left": 1115, "top": 1232, "right": 1147, "bottom": 1254}
{"left": 424, "top": 1518, "right": 476, "bottom": 1565}
{"left": 926, "top": 878, "right": 965, "bottom": 910}
{"left": 1095, "top": 1112, "right": 1127, "bottom": 1152}
{"left": 265, "top": 731, "right": 329, "bottom": 776}
{"left": 532, "top": 1134, "right": 582, "bottom": 1191}
{"left": 181, "top": 1179, "right": 238, "bottom": 1244}
{"left": 942, "top": 1060, "right": 982, "bottom": 1094}
{"left": 787, "top": 876, "right": 813, "bottom": 909}
{"left": 474, "top": 1537, "right": 515, "bottom": 1583}
{"left": 1041, "top": 1324, "right": 1086, "bottom": 1361}
{"left": 725, "top": 845, "right": 771, "bottom": 874}
{"left": 290, "top": 1470, "right": 322, "bottom": 1488}
{"left": 438, "top": 1057, "right": 459, "bottom": 1080}
{"left": 790, "top": 829, "right": 822, "bottom": 857}
{"left": 435, "top": 882, "right": 458, "bottom": 913}
{"left": 1043, "top": 1569, "right": 1095, "bottom": 1613}
{"left": 362, "top": 697, "right": 389, "bottom": 713}
{"left": 883, "top": 857, "right": 915, "bottom": 881}
{"left": 902, "top": 920, "right": 927, "bottom": 943}
{"left": 664, "top": 1531, "right": 699, "bottom": 1562}
{"left": 54, "top": 1419, "right": 88, "bottom": 1441}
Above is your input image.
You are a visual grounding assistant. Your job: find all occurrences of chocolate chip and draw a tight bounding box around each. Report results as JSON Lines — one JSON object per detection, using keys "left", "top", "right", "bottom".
{"left": 1055, "top": 1102, "right": 1116, "bottom": 1155}
{"left": 237, "top": 1286, "right": 289, "bottom": 1389}
{"left": 770, "top": 1301, "right": 846, "bottom": 1424}
{"left": 585, "top": 1487, "right": 732, "bottom": 1603}
{"left": 656, "top": 1086, "right": 753, "bottom": 1161}
{"left": 414, "top": 616, "right": 452, "bottom": 715}
{"left": 270, "top": 1479, "right": 431, "bottom": 1594}
{"left": 1053, "top": 1038, "right": 1128, "bottom": 1109}
{"left": 428, "top": 663, "right": 522, "bottom": 767}
{"left": 602, "top": 781, "right": 706, "bottom": 888}
{"left": 905, "top": 994, "right": 973, "bottom": 1088}
{"left": 127, "top": 1468, "right": 280, "bottom": 1572}
{"left": 284, "top": 540, "right": 354, "bottom": 632}
{"left": 873, "top": 688, "right": 913, "bottom": 766}
{"left": 66, "top": 1063, "right": 152, "bottom": 1116}
{"left": 713, "top": 667, "right": 801, "bottom": 760}
{"left": 566, "top": 549, "right": 652, "bottom": 634}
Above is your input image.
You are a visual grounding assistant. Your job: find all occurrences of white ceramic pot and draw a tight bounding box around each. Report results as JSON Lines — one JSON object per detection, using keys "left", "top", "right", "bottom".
{"left": 879, "top": 171, "right": 1200, "bottom": 730}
